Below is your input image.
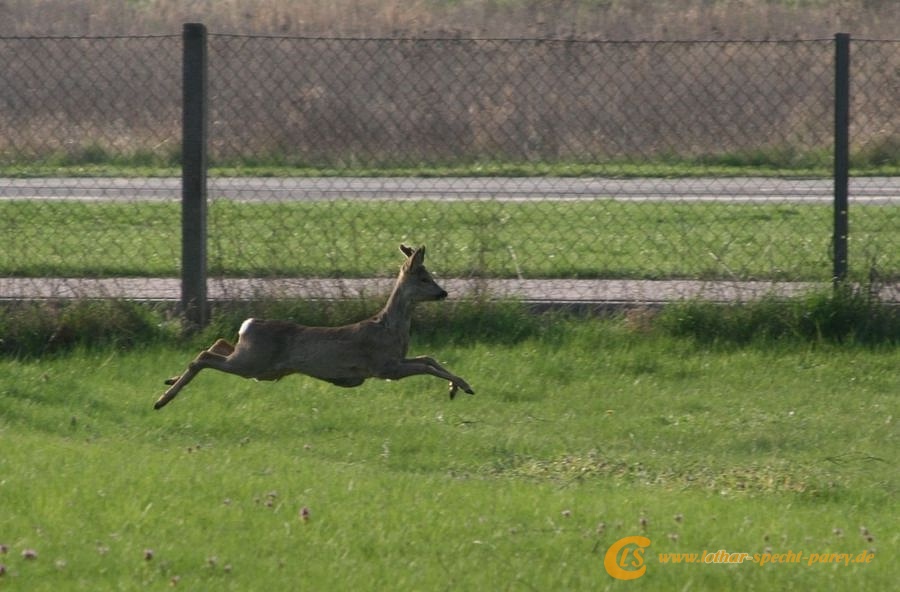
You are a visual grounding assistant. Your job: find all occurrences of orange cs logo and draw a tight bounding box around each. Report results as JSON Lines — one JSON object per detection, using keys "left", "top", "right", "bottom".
{"left": 604, "top": 535, "right": 651, "bottom": 580}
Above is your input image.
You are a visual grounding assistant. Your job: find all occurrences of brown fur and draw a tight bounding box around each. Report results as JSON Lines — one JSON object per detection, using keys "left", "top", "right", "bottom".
{"left": 154, "top": 245, "right": 473, "bottom": 409}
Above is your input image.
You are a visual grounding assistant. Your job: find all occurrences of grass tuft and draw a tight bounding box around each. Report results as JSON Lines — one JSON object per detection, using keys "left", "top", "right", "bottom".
{"left": 2, "top": 290, "right": 899, "bottom": 359}
{"left": 0, "top": 300, "right": 176, "bottom": 357}
{"left": 658, "top": 287, "right": 900, "bottom": 345}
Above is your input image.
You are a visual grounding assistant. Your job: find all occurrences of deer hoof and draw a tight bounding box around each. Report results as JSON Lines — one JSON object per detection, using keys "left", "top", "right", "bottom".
{"left": 449, "top": 381, "right": 475, "bottom": 399}
{"left": 153, "top": 389, "right": 179, "bottom": 409}
{"left": 457, "top": 379, "right": 474, "bottom": 396}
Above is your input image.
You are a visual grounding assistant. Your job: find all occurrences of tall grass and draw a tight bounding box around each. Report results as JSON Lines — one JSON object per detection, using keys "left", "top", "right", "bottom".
{"left": 2, "top": 289, "right": 898, "bottom": 359}
{"left": 0, "top": 301, "right": 177, "bottom": 357}
{"left": 658, "top": 286, "right": 900, "bottom": 345}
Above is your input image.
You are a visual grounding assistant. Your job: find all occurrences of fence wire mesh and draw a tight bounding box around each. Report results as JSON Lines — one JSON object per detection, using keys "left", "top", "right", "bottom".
{"left": 845, "top": 39, "right": 900, "bottom": 296}
{"left": 0, "top": 34, "right": 181, "bottom": 300}
{"left": 1, "top": 33, "right": 898, "bottom": 304}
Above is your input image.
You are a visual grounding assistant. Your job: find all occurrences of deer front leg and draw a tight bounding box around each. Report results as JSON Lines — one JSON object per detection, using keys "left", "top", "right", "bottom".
{"left": 383, "top": 357, "right": 475, "bottom": 399}
{"left": 409, "top": 356, "right": 475, "bottom": 398}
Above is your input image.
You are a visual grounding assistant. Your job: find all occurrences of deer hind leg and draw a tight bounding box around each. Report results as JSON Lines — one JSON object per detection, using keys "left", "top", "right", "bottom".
{"left": 208, "top": 338, "right": 236, "bottom": 356}
{"left": 155, "top": 340, "right": 237, "bottom": 410}
{"left": 164, "top": 339, "right": 234, "bottom": 385}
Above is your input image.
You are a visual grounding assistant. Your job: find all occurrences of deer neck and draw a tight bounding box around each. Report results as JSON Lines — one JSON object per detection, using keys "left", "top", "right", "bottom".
{"left": 377, "top": 274, "right": 415, "bottom": 333}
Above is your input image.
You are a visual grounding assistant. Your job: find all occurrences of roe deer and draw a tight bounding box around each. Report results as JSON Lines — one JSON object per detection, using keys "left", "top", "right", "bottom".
{"left": 153, "top": 245, "right": 474, "bottom": 409}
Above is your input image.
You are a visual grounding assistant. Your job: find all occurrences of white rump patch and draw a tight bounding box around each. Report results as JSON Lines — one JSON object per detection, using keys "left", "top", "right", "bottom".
{"left": 238, "top": 318, "right": 256, "bottom": 336}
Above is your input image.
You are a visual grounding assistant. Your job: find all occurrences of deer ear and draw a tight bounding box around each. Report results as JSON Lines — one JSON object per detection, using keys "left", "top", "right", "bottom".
{"left": 410, "top": 245, "right": 426, "bottom": 267}
{"left": 399, "top": 244, "right": 414, "bottom": 258}
{"left": 402, "top": 246, "right": 426, "bottom": 270}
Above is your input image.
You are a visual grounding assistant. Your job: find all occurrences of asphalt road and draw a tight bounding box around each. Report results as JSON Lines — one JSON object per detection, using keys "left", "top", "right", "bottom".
{"left": 1, "top": 177, "right": 898, "bottom": 204}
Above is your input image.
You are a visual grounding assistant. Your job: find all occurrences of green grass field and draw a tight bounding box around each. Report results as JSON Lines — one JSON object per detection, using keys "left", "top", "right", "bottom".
{"left": 3, "top": 199, "right": 898, "bottom": 281}
{"left": 1, "top": 316, "right": 895, "bottom": 590}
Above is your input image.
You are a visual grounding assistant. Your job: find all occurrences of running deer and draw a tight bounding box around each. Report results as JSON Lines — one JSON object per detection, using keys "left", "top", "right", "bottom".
{"left": 153, "top": 245, "right": 474, "bottom": 409}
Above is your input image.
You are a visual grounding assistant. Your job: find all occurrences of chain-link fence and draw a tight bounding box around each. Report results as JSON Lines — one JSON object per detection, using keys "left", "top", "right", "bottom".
{"left": 0, "top": 34, "right": 181, "bottom": 300}
{"left": 1, "top": 30, "right": 898, "bottom": 312}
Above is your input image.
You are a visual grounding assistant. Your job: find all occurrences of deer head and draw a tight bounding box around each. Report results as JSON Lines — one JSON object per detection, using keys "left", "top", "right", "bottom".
{"left": 399, "top": 244, "right": 448, "bottom": 302}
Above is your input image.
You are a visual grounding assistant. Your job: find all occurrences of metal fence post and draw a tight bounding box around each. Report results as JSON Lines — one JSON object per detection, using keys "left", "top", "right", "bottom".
{"left": 833, "top": 32, "right": 850, "bottom": 286}
{"left": 182, "top": 23, "right": 209, "bottom": 327}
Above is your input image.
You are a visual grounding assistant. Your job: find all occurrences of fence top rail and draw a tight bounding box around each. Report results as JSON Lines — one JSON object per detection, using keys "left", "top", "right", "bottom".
{"left": 207, "top": 32, "right": 843, "bottom": 44}
{"left": 0, "top": 33, "right": 179, "bottom": 41}
{"left": 3, "top": 31, "right": 896, "bottom": 44}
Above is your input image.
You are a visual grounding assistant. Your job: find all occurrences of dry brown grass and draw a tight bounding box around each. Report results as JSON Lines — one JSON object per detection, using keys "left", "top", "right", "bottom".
{"left": 1, "top": 1, "right": 896, "bottom": 169}
{"left": 3, "top": 33, "right": 897, "bottom": 169}
{"left": 1, "top": 0, "right": 897, "bottom": 39}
